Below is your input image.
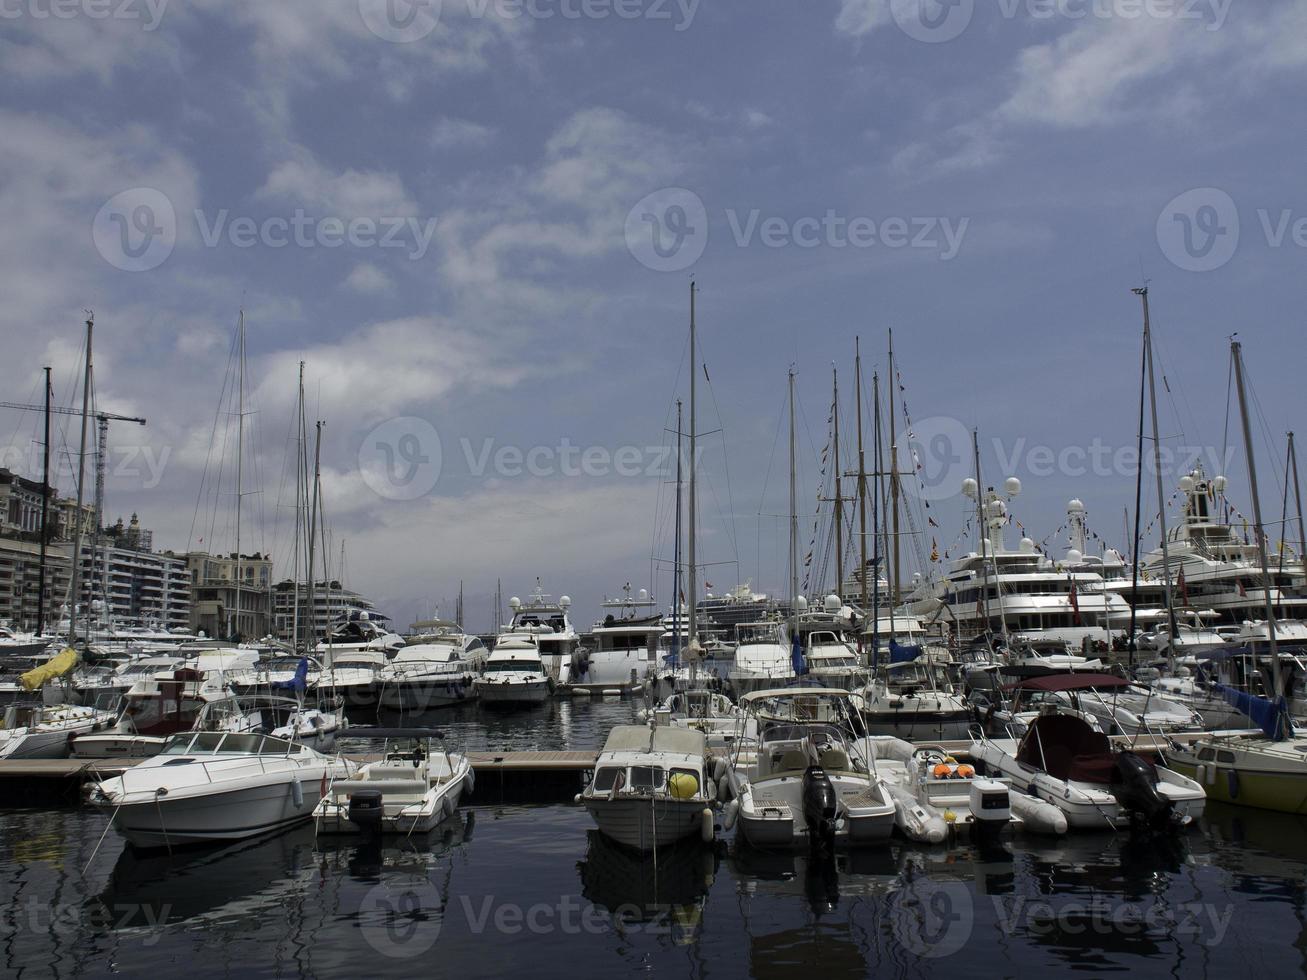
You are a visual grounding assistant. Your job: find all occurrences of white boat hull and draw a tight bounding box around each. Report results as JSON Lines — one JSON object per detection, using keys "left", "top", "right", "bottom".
{"left": 378, "top": 677, "right": 478, "bottom": 711}
{"left": 475, "top": 679, "right": 550, "bottom": 706}
{"left": 583, "top": 797, "right": 707, "bottom": 851}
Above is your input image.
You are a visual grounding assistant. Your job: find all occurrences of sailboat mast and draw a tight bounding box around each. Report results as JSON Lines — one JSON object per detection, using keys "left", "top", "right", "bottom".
{"left": 674, "top": 398, "right": 684, "bottom": 655}
{"left": 291, "top": 361, "right": 305, "bottom": 651}
{"left": 888, "top": 330, "right": 900, "bottom": 605}
{"left": 687, "top": 281, "right": 698, "bottom": 646}
{"left": 833, "top": 367, "right": 843, "bottom": 602}
{"left": 871, "top": 370, "right": 883, "bottom": 663}
{"left": 37, "top": 366, "right": 51, "bottom": 636}
{"left": 1232, "top": 340, "right": 1284, "bottom": 701}
{"left": 788, "top": 369, "right": 798, "bottom": 629}
{"left": 67, "top": 314, "right": 93, "bottom": 647}
{"left": 233, "top": 310, "right": 245, "bottom": 642}
{"left": 972, "top": 431, "right": 991, "bottom": 641}
{"left": 1291, "top": 433, "right": 1306, "bottom": 602}
{"left": 1127, "top": 309, "right": 1148, "bottom": 669}
{"left": 306, "top": 420, "right": 322, "bottom": 649}
{"left": 1136, "top": 287, "right": 1179, "bottom": 668}
{"left": 855, "top": 340, "right": 868, "bottom": 626}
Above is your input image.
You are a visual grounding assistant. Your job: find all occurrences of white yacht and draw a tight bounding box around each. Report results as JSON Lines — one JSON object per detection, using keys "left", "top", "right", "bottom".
{"left": 1, "top": 702, "right": 117, "bottom": 759}
{"left": 474, "top": 636, "right": 552, "bottom": 707}
{"left": 794, "top": 596, "right": 867, "bottom": 690}
{"left": 1138, "top": 467, "right": 1307, "bottom": 627}
{"left": 579, "top": 725, "right": 716, "bottom": 851}
{"left": 87, "top": 728, "right": 354, "bottom": 848}
{"left": 317, "top": 650, "right": 388, "bottom": 710}
{"left": 728, "top": 619, "right": 796, "bottom": 695}
{"left": 580, "top": 587, "right": 661, "bottom": 695}
{"left": 905, "top": 484, "right": 1132, "bottom": 650}
{"left": 856, "top": 659, "right": 972, "bottom": 741}
{"left": 376, "top": 623, "right": 484, "bottom": 711}
{"left": 314, "top": 611, "right": 404, "bottom": 661}
{"left": 0, "top": 625, "right": 52, "bottom": 660}
{"left": 501, "top": 585, "right": 585, "bottom": 685}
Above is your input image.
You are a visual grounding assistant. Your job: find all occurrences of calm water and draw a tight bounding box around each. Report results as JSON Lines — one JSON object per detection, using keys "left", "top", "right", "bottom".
{"left": 3, "top": 699, "right": 1307, "bottom": 979}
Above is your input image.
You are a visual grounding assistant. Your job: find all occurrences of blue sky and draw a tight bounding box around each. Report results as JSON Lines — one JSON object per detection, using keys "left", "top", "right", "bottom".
{"left": 2, "top": 0, "right": 1305, "bottom": 630}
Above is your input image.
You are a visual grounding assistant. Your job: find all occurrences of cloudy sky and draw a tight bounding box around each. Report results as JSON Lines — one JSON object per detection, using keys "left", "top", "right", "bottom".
{"left": 2, "top": 0, "right": 1305, "bottom": 631}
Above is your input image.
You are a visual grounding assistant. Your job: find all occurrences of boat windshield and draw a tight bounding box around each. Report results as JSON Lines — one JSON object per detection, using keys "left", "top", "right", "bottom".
{"left": 483, "top": 660, "right": 541, "bottom": 673}
{"left": 158, "top": 731, "right": 296, "bottom": 755}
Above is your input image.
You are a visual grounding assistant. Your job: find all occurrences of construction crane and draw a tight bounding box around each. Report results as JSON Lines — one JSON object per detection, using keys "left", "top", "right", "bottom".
{"left": 0, "top": 399, "right": 147, "bottom": 592}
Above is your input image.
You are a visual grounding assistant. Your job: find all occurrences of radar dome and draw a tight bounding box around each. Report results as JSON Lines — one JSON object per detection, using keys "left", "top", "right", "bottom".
{"left": 1213, "top": 475, "right": 1228, "bottom": 493}
{"left": 795, "top": 595, "right": 808, "bottom": 612}
{"left": 1020, "top": 537, "right": 1036, "bottom": 553}
{"left": 1067, "top": 548, "right": 1083, "bottom": 564}
{"left": 559, "top": 595, "right": 572, "bottom": 609}
{"left": 638, "top": 588, "right": 648, "bottom": 602}
{"left": 1179, "top": 476, "right": 1195, "bottom": 493}
{"left": 825, "top": 594, "right": 841, "bottom": 613}
{"left": 509, "top": 596, "right": 521, "bottom": 610}
{"left": 1068, "top": 499, "right": 1085, "bottom": 513}
{"left": 1005, "top": 477, "right": 1022, "bottom": 497}
{"left": 962, "top": 478, "right": 978, "bottom": 499}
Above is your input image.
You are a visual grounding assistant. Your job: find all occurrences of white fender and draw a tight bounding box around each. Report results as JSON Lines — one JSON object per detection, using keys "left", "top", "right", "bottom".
{"left": 442, "top": 793, "right": 456, "bottom": 818}
{"left": 464, "top": 766, "right": 475, "bottom": 796}
{"left": 701, "top": 808, "right": 714, "bottom": 843}
{"left": 291, "top": 779, "right": 304, "bottom": 809}
{"left": 723, "top": 798, "right": 739, "bottom": 831}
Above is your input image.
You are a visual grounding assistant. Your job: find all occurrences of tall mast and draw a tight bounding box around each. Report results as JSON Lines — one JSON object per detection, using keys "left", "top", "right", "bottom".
{"left": 306, "top": 420, "right": 322, "bottom": 650}
{"left": 233, "top": 310, "right": 245, "bottom": 642}
{"left": 888, "top": 329, "right": 901, "bottom": 605}
{"left": 37, "top": 366, "right": 51, "bottom": 636}
{"left": 1127, "top": 305, "right": 1148, "bottom": 670}
{"left": 687, "top": 281, "right": 698, "bottom": 647}
{"left": 291, "top": 361, "right": 305, "bottom": 650}
{"left": 788, "top": 369, "right": 799, "bottom": 634}
{"left": 972, "top": 431, "right": 991, "bottom": 642}
{"left": 832, "top": 366, "right": 844, "bottom": 602}
{"left": 1291, "top": 433, "right": 1306, "bottom": 609}
{"left": 855, "top": 340, "right": 868, "bottom": 623}
{"left": 870, "top": 370, "right": 882, "bottom": 665}
{"left": 1232, "top": 340, "right": 1284, "bottom": 707}
{"left": 67, "top": 314, "right": 93, "bottom": 647}
{"left": 673, "top": 398, "right": 684, "bottom": 656}
{"left": 1135, "top": 287, "right": 1179, "bottom": 669}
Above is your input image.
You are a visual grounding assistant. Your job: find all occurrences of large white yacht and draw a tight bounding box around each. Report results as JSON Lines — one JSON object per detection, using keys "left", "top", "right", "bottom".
{"left": 728, "top": 619, "right": 796, "bottom": 695}
{"left": 313, "top": 611, "right": 404, "bottom": 661}
{"left": 580, "top": 586, "right": 660, "bottom": 695}
{"left": 1138, "top": 466, "right": 1307, "bottom": 626}
{"left": 375, "top": 622, "right": 484, "bottom": 711}
{"left": 501, "top": 584, "right": 584, "bottom": 685}
{"left": 905, "top": 481, "right": 1132, "bottom": 649}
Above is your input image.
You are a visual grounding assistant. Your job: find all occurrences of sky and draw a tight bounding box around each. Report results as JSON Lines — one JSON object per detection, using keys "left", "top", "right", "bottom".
{"left": 1, "top": 0, "right": 1305, "bottom": 632}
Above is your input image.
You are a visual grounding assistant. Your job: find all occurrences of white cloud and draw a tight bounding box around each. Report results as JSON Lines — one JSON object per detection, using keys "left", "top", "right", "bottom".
{"left": 833, "top": 0, "right": 891, "bottom": 37}
{"left": 430, "top": 117, "right": 497, "bottom": 149}
{"left": 342, "top": 262, "right": 394, "bottom": 295}
{"left": 257, "top": 153, "right": 417, "bottom": 218}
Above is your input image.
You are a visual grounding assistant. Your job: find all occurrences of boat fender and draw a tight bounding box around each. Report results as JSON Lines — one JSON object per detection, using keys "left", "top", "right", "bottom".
{"left": 442, "top": 794, "right": 456, "bottom": 818}
{"left": 723, "top": 798, "right": 739, "bottom": 830}
{"left": 574, "top": 793, "right": 583, "bottom": 804}
{"left": 465, "top": 767, "right": 475, "bottom": 795}
{"left": 1195, "top": 764, "right": 1206, "bottom": 786}
{"left": 1227, "top": 768, "right": 1239, "bottom": 800}
{"left": 717, "top": 774, "right": 731, "bottom": 802}
{"left": 713, "top": 757, "right": 729, "bottom": 783}
{"left": 701, "top": 808, "right": 714, "bottom": 843}
{"left": 291, "top": 778, "right": 304, "bottom": 809}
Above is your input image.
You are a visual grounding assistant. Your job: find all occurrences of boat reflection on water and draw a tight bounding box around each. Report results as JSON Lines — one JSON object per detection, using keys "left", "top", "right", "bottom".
{"left": 576, "top": 829, "right": 717, "bottom": 944}
{"left": 93, "top": 825, "right": 320, "bottom": 934}
{"left": 729, "top": 840, "right": 898, "bottom": 916}
{"left": 316, "top": 809, "right": 476, "bottom": 881}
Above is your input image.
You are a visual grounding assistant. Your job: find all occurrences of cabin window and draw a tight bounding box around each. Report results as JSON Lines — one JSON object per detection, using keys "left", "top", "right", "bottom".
{"left": 1216, "top": 750, "right": 1236, "bottom": 764}
{"left": 629, "top": 766, "right": 666, "bottom": 790}
{"left": 1197, "top": 748, "right": 1216, "bottom": 762}
{"left": 592, "top": 767, "right": 621, "bottom": 791}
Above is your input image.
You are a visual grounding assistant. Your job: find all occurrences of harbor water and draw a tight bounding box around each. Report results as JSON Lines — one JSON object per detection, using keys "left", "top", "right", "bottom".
{"left": 2, "top": 699, "right": 1305, "bottom": 978}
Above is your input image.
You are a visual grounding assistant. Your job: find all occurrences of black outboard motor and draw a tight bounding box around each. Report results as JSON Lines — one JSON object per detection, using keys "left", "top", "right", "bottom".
{"left": 348, "top": 788, "right": 385, "bottom": 836}
{"left": 802, "top": 765, "right": 839, "bottom": 848}
{"left": 1112, "top": 752, "right": 1172, "bottom": 829}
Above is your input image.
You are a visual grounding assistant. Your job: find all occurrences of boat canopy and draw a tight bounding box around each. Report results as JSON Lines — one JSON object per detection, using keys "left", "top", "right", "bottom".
{"left": 739, "top": 687, "right": 851, "bottom": 704}
{"left": 1005, "top": 672, "right": 1130, "bottom": 693}
{"left": 600, "top": 724, "right": 705, "bottom": 756}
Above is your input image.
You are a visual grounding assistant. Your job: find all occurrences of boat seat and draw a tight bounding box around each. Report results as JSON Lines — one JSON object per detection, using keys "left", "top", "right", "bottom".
{"left": 333, "top": 778, "right": 429, "bottom": 799}
{"left": 820, "top": 748, "right": 850, "bottom": 771}
{"left": 776, "top": 750, "right": 811, "bottom": 772}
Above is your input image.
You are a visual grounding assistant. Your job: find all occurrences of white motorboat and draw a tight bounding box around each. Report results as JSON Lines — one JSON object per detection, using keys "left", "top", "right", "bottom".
{"left": 501, "top": 586, "right": 586, "bottom": 685}
{"left": 645, "top": 687, "right": 755, "bottom": 753}
{"left": 316, "top": 650, "right": 388, "bottom": 709}
{"left": 0, "top": 625, "right": 53, "bottom": 660}
{"left": 580, "top": 587, "right": 661, "bottom": 695}
{"left": 474, "top": 637, "right": 552, "bottom": 707}
{"left": 726, "top": 688, "right": 896, "bottom": 849}
{"left": 86, "top": 728, "right": 354, "bottom": 848}
{"left": 314, "top": 731, "right": 472, "bottom": 834}
{"left": 376, "top": 625, "right": 483, "bottom": 711}
{"left": 970, "top": 682, "right": 1206, "bottom": 831}
{"left": 579, "top": 724, "right": 716, "bottom": 851}
{"left": 314, "top": 611, "right": 405, "bottom": 659}
{"left": 856, "top": 659, "right": 972, "bottom": 741}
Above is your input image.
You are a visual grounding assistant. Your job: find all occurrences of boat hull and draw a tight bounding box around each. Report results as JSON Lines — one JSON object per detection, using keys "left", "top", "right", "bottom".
{"left": 860, "top": 710, "right": 974, "bottom": 742}
{"left": 1168, "top": 751, "right": 1307, "bottom": 815}
{"left": 377, "top": 677, "right": 478, "bottom": 711}
{"left": 582, "top": 797, "right": 707, "bottom": 851}
{"left": 475, "top": 680, "right": 551, "bottom": 707}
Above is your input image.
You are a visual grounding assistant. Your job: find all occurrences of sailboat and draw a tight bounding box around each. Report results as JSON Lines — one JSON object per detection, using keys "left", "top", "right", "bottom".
{"left": 1165, "top": 336, "right": 1307, "bottom": 813}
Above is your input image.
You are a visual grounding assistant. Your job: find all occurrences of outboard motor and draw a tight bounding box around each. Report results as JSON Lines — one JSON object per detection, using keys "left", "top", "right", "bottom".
{"left": 347, "top": 788, "right": 385, "bottom": 836}
{"left": 968, "top": 778, "right": 1011, "bottom": 841}
{"left": 802, "top": 765, "right": 839, "bottom": 848}
{"left": 1112, "top": 752, "right": 1172, "bottom": 829}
